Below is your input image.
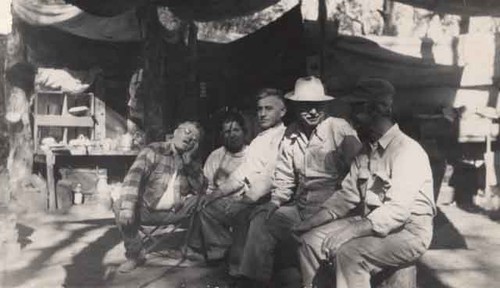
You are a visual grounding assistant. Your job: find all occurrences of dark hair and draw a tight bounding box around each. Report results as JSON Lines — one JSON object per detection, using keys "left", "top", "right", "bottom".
{"left": 220, "top": 111, "right": 247, "bottom": 134}
{"left": 5, "top": 62, "right": 37, "bottom": 94}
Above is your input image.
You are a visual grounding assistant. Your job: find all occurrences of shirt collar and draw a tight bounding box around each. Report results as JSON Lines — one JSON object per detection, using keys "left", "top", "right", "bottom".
{"left": 376, "top": 124, "right": 400, "bottom": 150}
{"left": 289, "top": 120, "right": 325, "bottom": 142}
{"left": 259, "top": 122, "right": 285, "bottom": 136}
{"left": 224, "top": 145, "right": 248, "bottom": 157}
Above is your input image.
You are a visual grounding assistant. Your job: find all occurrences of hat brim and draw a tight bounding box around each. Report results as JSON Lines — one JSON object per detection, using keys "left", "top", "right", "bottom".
{"left": 284, "top": 92, "right": 335, "bottom": 102}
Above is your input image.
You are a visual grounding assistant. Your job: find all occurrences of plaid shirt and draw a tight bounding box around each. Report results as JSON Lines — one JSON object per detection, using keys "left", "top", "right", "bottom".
{"left": 119, "top": 140, "right": 206, "bottom": 212}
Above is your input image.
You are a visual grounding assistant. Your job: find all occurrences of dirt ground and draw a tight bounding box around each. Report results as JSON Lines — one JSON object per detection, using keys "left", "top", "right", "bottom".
{"left": 2, "top": 184, "right": 500, "bottom": 288}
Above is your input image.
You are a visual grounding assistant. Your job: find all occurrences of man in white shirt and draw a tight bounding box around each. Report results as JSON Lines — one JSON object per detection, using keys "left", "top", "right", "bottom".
{"left": 203, "top": 111, "right": 249, "bottom": 196}
{"left": 237, "top": 76, "right": 361, "bottom": 287}
{"left": 191, "top": 89, "right": 287, "bottom": 272}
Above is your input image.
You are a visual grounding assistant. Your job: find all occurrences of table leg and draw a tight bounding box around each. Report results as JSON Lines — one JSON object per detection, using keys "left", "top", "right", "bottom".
{"left": 46, "top": 152, "right": 57, "bottom": 211}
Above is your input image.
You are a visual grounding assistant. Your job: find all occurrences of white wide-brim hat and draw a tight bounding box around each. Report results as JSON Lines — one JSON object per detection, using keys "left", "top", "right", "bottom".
{"left": 285, "top": 76, "right": 334, "bottom": 102}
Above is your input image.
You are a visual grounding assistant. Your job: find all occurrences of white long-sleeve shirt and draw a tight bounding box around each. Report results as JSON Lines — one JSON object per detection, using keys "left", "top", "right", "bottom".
{"left": 231, "top": 123, "right": 286, "bottom": 200}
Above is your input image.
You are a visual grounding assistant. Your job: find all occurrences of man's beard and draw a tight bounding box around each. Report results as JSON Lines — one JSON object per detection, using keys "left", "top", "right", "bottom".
{"left": 225, "top": 141, "right": 243, "bottom": 153}
{"left": 354, "top": 125, "right": 373, "bottom": 144}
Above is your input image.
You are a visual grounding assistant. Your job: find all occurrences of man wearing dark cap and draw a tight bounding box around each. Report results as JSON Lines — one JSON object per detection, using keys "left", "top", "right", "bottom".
{"left": 295, "top": 78, "right": 436, "bottom": 288}
{"left": 237, "top": 76, "right": 362, "bottom": 286}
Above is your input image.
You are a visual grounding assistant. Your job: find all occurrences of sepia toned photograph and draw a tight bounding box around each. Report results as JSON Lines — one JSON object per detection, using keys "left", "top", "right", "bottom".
{"left": 1, "top": 0, "right": 499, "bottom": 287}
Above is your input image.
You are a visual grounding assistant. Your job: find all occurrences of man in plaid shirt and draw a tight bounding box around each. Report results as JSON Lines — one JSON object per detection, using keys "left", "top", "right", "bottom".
{"left": 114, "top": 121, "right": 206, "bottom": 273}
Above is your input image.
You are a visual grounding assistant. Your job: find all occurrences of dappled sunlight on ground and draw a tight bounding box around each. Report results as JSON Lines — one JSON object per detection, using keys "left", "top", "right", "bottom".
{"left": 2, "top": 201, "right": 500, "bottom": 288}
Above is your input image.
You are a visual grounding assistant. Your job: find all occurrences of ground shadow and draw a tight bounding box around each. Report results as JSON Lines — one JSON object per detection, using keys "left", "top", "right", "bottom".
{"left": 429, "top": 207, "right": 467, "bottom": 250}
{"left": 16, "top": 223, "right": 34, "bottom": 248}
{"left": 3, "top": 217, "right": 116, "bottom": 287}
{"left": 63, "top": 227, "right": 121, "bottom": 287}
{"left": 416, "top": 262, "right": 453, "bottom": 288}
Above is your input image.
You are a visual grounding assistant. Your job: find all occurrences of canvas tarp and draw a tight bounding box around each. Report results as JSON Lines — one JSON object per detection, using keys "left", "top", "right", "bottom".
{"left": 71, "top": 0, "right": 282, "bottom": 20}
{"left": 67, "top": 0, "right": 500, "bottom": 18}
{"left": 12, "top": 0, "right": 142, "bottom": 42}
{"left": 12, "top": 0, "right": 298, "bottom": 43}
{"left": 323, "top": 34, "right": 500, "bottom": 115}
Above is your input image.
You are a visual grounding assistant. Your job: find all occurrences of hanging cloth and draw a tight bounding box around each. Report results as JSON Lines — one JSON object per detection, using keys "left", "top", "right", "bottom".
{"left": 12, "top": 0, "right": 142, "bottom": 42}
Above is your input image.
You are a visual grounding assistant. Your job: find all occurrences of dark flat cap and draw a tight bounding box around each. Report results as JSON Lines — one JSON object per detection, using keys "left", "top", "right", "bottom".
{"left": 343, "top": 78, "right": 395, "bottom": 106}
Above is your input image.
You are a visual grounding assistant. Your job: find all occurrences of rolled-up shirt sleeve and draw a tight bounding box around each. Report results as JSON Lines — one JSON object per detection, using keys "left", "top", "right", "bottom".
{"left": 120, "top": 147, "right": 156, "bottom": 211}
{"left": 271, "top": 138, "right": 296, "bottom": 205}
{"left": 366, "top": 147, "right": 428, "bottom": 236}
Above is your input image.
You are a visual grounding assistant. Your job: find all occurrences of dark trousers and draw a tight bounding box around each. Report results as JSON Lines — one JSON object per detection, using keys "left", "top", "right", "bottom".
{"left": 191, "top": 196, "right": 257, "bottom": 270}
{"left": 238, "top": 205, "right": 308, "bottom": 282}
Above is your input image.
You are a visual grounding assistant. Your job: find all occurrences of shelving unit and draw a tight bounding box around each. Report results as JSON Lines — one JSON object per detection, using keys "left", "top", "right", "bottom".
{"left": 33, "top": 90, "right": 105, "bottom": 152}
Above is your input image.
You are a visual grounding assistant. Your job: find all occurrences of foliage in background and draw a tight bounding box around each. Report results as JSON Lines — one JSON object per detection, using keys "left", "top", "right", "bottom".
{"left": 325, "top": 0, "right": 460, "bottom": 37}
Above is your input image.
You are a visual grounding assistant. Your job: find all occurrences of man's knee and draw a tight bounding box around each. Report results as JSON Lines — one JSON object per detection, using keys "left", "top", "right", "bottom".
{"left": 335, "top": 241, "right": 364, "bottom": 269}
{"left": 247, "top": 214, "right": 273, "bottom": 244}
{"left": 300, "top": 230, "right": 323, "bottom": 254}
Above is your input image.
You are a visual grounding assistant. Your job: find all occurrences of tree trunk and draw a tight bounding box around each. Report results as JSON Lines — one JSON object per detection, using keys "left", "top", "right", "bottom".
{"left": 382, "top": 0, "right": 397, "bottom": 36}
{"left": 4, "top": 18, "right": 33, "bottom": 205}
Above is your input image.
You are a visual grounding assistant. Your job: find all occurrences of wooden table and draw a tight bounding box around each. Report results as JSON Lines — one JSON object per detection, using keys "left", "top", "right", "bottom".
{"left": 34, "top": 149, "right": 139, "bottom": 211}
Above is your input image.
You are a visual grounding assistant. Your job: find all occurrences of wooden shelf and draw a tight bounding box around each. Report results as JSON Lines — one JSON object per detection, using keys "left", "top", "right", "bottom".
{"left": 35, "top": 115, "right": 94, "bottom": 127}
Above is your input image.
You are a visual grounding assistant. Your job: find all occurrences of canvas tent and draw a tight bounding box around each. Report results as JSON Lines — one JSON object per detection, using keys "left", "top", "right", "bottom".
{"left": 8, "top": 0, "right": 500, "bottom": 135}
{"left": 8, "top": 0, "right": 305, "bottom": 144}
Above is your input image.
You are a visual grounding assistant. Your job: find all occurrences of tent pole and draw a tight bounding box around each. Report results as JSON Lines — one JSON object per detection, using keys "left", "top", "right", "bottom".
{"left": 318, "top": 0, "right": 326, "bottom": 80}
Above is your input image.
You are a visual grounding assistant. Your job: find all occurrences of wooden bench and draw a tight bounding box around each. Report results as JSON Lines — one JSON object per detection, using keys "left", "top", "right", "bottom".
{"left": 372, "top": 264, "right": 417, "bottom": 288}
{"left": 311, "top": 262, "right": 417, "bottom": 288}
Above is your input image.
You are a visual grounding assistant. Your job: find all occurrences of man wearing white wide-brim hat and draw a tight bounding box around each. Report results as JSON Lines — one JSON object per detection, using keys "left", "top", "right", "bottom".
{"left": 297, "top": 78, "right": 435, "bottom": 288}
{"left": 237, "top": 76, "right": 362, "bottom": 286}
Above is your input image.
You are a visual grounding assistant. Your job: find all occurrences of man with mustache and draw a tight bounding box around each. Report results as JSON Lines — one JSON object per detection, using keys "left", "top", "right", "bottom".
{"left": 114, "top": 121, "right": 205, "bottom": 273}
{"left": 296, "top": 78, "right": 435, "bottom": 288}
{"left": 237, "top": 76, "right": 362, "bottom": 287}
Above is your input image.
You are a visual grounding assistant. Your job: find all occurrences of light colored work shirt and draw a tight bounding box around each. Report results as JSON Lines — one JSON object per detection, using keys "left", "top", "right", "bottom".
{"left": 230, "top": 123, "right": 286, "bottom": 200}
{"left": 271, "top": 117, "right": 361, "bottom": 207}
{"left": 204, "top": 146, "right": 248, "bottom": 194}
{"left": 323, "top": 124, "right": 436, "bottom": 236}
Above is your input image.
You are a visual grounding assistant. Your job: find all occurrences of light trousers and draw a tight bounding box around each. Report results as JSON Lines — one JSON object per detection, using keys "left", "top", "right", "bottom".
{"left": 299, "top": 215, "right": 433, "bottom": 288}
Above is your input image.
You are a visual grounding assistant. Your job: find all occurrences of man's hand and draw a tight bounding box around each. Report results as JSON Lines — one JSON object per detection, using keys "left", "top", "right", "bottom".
{"left": 321, "top": 218, "right": 373, "bottom": 259}
{"left": 118, "top": 209, "right": 135, "bottom": 226}
{"left": 173, "top": 201, "right": 184, "bottom": 213}
{"left": 292, "top": 208, "right": 335, "bottom": 234}
{"left": 250, "top": 201, "right": 279, "bottom": 220}
{"left": 181, "top": 142, "right": 199, "bottom": 166}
